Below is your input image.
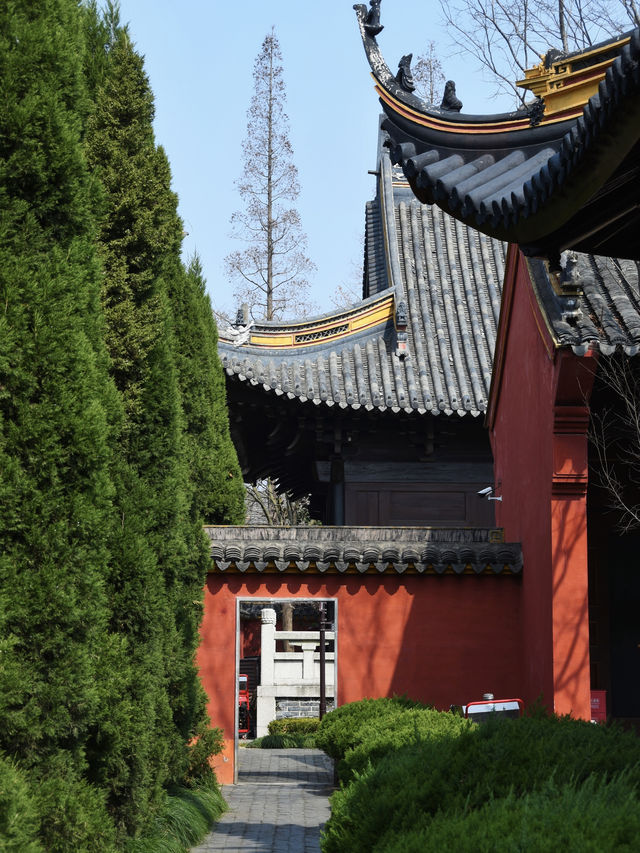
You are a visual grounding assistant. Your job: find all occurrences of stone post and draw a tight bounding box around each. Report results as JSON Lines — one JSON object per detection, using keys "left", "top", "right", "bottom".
{"left": 256, "top": 608, "right": 277, "bottom": 737}
{"left": 260, "top": 608, "right": 276, "bottom": 686}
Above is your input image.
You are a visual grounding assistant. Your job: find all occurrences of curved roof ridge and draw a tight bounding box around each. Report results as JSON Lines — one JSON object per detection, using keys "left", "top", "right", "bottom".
{"left": 357, "top": 7, "right": 640, "bottom": 260}
{"left": 353, "top": 3, "right": 525, "bottom": 125}
{"left": 219, "top": 286, "right": 393, "bottom": 342}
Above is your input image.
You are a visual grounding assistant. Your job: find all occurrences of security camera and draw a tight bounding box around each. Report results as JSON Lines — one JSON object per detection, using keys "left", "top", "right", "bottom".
{"left": 478, "top": 485, "right": 503, "bottom": 502}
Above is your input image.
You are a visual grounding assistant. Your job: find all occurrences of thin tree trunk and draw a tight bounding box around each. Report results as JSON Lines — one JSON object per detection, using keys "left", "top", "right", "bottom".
{"left": 559, "top": 0, "right": 568, "bottom": 52}
{"left": 282, "top": 602, "right": 293, "bottom": 652}
{"left": 267, "top": 38, "right": 274, "bottom": 320}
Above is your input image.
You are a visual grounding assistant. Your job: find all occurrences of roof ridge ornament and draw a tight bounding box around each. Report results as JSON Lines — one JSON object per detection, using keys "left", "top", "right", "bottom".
{"left": 394, "top": 296, "right": 408, "bottom": 360}
{"left": 549, "top": 251, "right": 583, "bottom": 326}
{"left": 396, "top": 54, "right": 416, "bottom": 93}
{"left": 363, "top": 0, "right": 383, "bottom": 37}
{"left": 440, "top": 80, "right": 463, "bottom": 112}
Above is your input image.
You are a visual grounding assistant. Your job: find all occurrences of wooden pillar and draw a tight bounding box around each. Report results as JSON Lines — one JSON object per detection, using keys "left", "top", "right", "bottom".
{"left": 330, "top": 457, "right": 345, "bottom": 525}
{"left": 550, "top": 404, "right": 591, "bottom": 719}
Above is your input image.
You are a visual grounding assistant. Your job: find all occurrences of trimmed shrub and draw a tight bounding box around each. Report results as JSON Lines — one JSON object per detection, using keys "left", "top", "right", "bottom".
{"left": 378, "top": 774, "right": 640, "bottom": 853}
{"left": 34, "top": 759, "right": 117, "bottom": 853}
{"left": 183, "top": 724, "right": 224, "bottom": 787}
{"left": 268, "top": 718, "right": 320, "bottom": 735}
{"left": 321, "top": 714, "right": 640, "bottom": 853}
{"left": 315, "top": 696, "right": 426, "bottom": 763}
{"left": 245, "top": 734, "right": 318, "bottom": 749}
{"left": 338, "top": 706, "right": 472, "bottom": 784}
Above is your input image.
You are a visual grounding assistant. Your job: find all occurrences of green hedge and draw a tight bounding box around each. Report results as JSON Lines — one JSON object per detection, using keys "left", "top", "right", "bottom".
{"left": 321, "top": 713, "right": 640, "bottom": 853}
{"left": 336, "top": 706, "right": 471, "bottom": 785}
{"left": 315, "top": 697, "right": 426, "bottom": 763}
{"left": 379, "top": 774, "right": 640, "bottom": 853}
{"left": 268, "top": 718, "right": 320, "bottom": 735}
{"left": 245, "top": 734, "right": 317, "bottom": 749}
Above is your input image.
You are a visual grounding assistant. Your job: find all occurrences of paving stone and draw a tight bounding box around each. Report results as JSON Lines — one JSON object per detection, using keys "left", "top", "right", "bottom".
{"left": 190, "top": 748, "right": 334, "bottom": 853}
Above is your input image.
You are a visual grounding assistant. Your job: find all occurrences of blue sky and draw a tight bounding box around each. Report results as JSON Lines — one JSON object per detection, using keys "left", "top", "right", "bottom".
{"left": 116, "top": 1, "right": 514, "bottom": 315}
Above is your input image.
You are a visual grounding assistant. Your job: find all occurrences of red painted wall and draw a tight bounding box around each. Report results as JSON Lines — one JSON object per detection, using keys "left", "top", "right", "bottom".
{"left": 489, "top": 247, "right": 592, "bottom": 719}
{"left": 198, "top": 571, "right": 522, "bottom": 782}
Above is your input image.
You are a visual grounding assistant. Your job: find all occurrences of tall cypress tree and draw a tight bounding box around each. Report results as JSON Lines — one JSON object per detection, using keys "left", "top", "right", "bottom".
{"left": 0, "top": 0, "right": 118, "bottom": 848}
{"left": 167, "top": 255, "right": 245, "bottom": 743}
{"left": 83, "top": 26, "right": 186, "bottom": 834}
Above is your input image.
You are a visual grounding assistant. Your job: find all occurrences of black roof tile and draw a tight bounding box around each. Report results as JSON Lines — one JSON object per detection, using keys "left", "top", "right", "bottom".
{"left": 205, "top": 525, "right": 523, "bottom": 575}
{"left": 529, "top": 253, "right": 640, "bottom": 355}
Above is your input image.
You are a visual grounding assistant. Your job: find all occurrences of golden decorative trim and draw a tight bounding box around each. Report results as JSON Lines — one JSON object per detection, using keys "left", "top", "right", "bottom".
{"left": 517, "top": 35, "right": 630, "bottom": 119}
{"left": 247, "top": 295, "right": 394, "bottom": 349}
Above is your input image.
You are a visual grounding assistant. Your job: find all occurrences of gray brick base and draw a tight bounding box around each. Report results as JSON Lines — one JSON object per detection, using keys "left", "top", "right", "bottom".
{"left": 275, "top": 698, "right": 335, "bottom": 718}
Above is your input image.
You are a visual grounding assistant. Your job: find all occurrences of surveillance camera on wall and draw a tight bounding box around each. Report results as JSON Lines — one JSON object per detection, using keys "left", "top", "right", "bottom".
{"left": 477, "top": 486, "right": 493, "bottom": 496}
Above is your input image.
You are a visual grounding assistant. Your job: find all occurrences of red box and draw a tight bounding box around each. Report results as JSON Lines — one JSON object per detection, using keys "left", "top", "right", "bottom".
{"left": 590, "top": 690, "right": 607, "bottom": 722}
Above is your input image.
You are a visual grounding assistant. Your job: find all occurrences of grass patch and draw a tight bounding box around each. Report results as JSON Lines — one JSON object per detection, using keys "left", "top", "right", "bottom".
{"left": 126, "top": 783, "right": 226, "bottom": 853}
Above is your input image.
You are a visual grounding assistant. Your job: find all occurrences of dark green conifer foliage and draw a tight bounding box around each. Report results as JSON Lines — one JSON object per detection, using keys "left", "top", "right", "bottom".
{"left": 0, "top": 0, "right": 118, "bottom": 847}
{"left": 84, "top": 26, "right": 189, "bottom": 834}
{"left": 167, "top": 255, "right": 245, "bottom": 742}
{"left": 179, "top": 256, "right": 245, "bottom": 527}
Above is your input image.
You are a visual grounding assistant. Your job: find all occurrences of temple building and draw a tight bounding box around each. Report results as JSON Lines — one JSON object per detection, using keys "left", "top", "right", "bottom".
{"left": 353, "top": 2, "right": 640, "bottom": 725}
{"left": 199, "top": 12, "right": 640, "bottom": 783}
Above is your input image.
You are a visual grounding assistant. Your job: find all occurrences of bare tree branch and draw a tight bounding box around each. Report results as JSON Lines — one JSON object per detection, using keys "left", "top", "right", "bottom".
{"left": 439, "top": 0, "right": 634, "bottom": 106}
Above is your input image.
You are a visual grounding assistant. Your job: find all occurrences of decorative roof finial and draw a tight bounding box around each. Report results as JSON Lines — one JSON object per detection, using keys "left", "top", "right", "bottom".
{"left": 440, "top": 80, "right": 463, "bottom": 112}
{"left": 364, "top": 0, "right": 383, "bottom": 37}
{"left": 396, "top": 54, "right": 415, "bottom": 93}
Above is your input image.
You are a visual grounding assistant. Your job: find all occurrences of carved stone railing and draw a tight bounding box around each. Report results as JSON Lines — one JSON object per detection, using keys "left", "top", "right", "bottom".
{"left": 256, "top": 608, "right": 335, "bottom": 737}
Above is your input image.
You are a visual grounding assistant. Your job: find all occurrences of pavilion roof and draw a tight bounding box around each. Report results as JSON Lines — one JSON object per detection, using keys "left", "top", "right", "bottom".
{"left": 205, "top": 525, "right": 523, "bottom": 576}
{"left": 354, "top": 5, "right": 640, "bottom": 261}
{"left": 218, "top": 147, "right": 506, "bottom": 417}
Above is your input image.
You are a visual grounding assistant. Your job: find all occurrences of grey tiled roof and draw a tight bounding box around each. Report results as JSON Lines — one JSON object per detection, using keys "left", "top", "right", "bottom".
{"left": 205, "top": 526, "right": 523, "bottom": 575}
{"left": 529, "top": 254, "right": 640, "bottom": 356}
{"left": 219, "top": 151, "right": 506, "bottom": 417}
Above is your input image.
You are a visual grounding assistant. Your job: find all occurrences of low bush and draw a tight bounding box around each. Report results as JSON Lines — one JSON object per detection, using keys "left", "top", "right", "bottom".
{"left": 337, "top": 706, "right": 472, "bottom": 784}
{"left": 378, "top": 774, "right": 640, "bottom": 853}
{"left": 321, "top": 714, "right": 640, "bottom": 853}
{"left": 183, "top": 724, "right": 225, "bottom": 788}
{"left": 315, "top": 696, "right": 426, "bottom": 763}
{"left": 245, "top": 733, "right": 317, "bottom": 749}
{"left": 268, "top": 717, "right": 320, "bottom": 735}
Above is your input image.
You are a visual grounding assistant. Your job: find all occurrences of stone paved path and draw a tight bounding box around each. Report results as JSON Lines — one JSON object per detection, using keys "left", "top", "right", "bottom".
{"left": 191, "top": 748, "right": 334, "bottom": 852}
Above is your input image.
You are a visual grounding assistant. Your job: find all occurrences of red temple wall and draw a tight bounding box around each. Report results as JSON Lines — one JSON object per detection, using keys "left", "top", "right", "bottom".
{"left": 490, "top": 248, "right": 591, "bottom": 719}
{"left": 199, "top": 571, "right": 522, "bottom": 783}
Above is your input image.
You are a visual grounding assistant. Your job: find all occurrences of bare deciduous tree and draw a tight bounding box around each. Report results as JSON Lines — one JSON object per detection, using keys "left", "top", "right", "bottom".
{"left": 225, "top": 30, "right": 316, "bottom": 321}
{"left": 245, "top": 478, "right": 315, "bottom": 526}
{"left": 439, "top": 0, "right": 639, "bottom": 105}
{"left": 590, "top": 355, "right": 640, "bottom": 533}
{"left": 412, "top": 41, "right": 446, "bottom": 104}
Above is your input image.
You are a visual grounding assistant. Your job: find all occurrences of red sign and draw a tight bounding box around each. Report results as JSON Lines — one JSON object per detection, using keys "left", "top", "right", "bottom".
{"left": 590, "top": 690, "right": 607, "bottom": 723}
